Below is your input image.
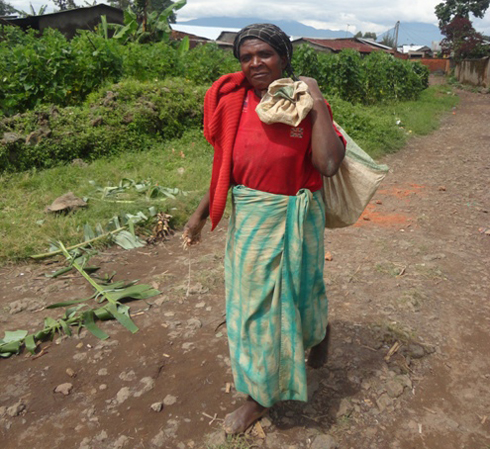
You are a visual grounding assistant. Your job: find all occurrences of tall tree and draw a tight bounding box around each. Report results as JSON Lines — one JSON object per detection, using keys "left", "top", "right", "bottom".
{"left": 441, "top": 16, "right": 489, "bottom": 59}
{"left": 0, "top": 0, "right": 16, "bottom": 15}
{"left": 52, "top": 0, "right": 79, "bottom": 11}
{"left": 435, "top": 0, "right": 490, "bottom": 27}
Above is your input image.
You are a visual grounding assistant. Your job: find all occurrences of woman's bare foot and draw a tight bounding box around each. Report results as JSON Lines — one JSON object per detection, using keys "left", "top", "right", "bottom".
{"left": 307, "top": 324, "right": 330, "bottom": 369}
{"left": 223, "top": 396, "right": 268, "bottom": 435}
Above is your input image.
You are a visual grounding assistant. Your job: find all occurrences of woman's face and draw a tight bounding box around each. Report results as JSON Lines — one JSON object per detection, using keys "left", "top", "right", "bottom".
{"left": 238, "top": 38, "right": 287, "bottom": 95}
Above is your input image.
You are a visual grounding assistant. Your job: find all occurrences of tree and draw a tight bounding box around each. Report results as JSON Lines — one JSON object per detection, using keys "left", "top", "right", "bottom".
{"left": 435, "top": 0, "right": 490, "bottom": 27}
{"left": 108, "top": 0, "right": 177, "bottom": 21}
{"left": 380, "top": 34, "right": 396, "bottom": 48}
{"left": 354, "top": 31, "right": 377, "bottom": 40}
{"left": 440, "top": 15, "right": 489, "bottom": 59}
{"left": 52, "top": 0, "right": 79, "bottom": 11}
{"left": 0, "top": 0, "right": 16, "bottom": 15}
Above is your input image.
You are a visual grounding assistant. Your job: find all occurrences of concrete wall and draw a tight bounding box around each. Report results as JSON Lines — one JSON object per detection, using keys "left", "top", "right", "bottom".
{"left": 455, "top": 57, "right": 490, "bottom": 88}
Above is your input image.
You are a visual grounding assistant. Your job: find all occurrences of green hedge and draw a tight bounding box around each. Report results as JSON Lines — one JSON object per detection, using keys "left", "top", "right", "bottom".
{"left": 292, "top": 46, "right": 430, "bottom": 104}
{"left": 0, "top": 78, "right": 206, "bottom": 172}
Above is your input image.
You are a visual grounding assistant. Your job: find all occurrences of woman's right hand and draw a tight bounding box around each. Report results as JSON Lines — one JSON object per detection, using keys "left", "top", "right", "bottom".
{"left": 182, "top": 213, "right": 207, "bottom": 248}
{"left": 182, "top": 190, "right": 210, "bottom": 249}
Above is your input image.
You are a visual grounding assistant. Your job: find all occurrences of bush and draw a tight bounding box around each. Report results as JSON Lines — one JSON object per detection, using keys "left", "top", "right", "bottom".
{"left": 292, "top": 45, "right": 429, "bottom": 105}
{"left": 0, "top": 79, "right": 207, "bottom": 172}
{"left": 0, "top": 27, "right": 123, "bottom": 115}
{"left": 0, "top": 27, "right": 239, "bottom": 116}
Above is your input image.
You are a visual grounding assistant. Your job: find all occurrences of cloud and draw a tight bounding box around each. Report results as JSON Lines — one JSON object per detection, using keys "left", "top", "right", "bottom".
{"left": 6, "top": 0, "right": 490, "bottom": 35}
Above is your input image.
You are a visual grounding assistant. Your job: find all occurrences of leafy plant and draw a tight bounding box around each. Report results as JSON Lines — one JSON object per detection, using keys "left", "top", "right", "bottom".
{"left": 0, "top": 244, "right": 161, "bottom": 357}
{"left": 112, "top": 0, "right": 186, "bottom": 44}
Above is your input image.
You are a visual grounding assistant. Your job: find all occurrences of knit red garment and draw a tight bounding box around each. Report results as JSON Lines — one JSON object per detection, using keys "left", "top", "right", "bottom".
{"left": 204, "top": 72, "right": 250, "bottom": 230}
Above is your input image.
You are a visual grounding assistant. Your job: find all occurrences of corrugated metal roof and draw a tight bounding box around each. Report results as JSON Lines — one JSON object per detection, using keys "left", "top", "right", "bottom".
{"left": 297, "top": 38, "right": 377, "bottom": 53}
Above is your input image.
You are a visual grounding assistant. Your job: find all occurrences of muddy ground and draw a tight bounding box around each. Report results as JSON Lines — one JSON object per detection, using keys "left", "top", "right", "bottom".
{"left": 1, "top": 84, "right": 489, "bottom": 449}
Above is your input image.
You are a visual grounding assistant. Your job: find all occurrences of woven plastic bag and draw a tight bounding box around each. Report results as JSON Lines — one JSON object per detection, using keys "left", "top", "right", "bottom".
{"left": 323, "top": 122, "right": 389, "bottom": 228}
{"left": 256, "top": 78, "right": 313, "bottom": 127}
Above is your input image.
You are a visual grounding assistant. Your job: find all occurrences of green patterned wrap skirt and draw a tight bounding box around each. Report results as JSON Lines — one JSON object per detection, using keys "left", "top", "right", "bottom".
{"left": 225, "top": 185, "right": 328, "bottom": 408}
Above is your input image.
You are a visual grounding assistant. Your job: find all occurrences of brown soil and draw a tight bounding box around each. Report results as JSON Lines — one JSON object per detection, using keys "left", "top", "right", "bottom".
{"left": 1, "top": 85, "right": 489, "bottom": 449}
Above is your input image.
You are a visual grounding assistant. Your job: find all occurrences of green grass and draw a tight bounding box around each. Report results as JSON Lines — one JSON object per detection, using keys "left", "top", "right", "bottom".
{"left": 0, "top": 129, "right": 212, "bottom": 264}
{"left": 0, "top": 83, "right": 459, "bottom": 265}
{"left": 331, "top": 84, "right": 459, "bottom": 159}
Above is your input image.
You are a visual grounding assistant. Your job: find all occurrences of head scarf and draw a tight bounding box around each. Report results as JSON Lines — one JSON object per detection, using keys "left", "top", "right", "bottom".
{"left": 233, "top": 23, "right": 296, "bottom": 79}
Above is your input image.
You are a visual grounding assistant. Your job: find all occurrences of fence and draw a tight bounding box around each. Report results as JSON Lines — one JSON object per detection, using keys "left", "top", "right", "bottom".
{"left": 455, "top": 57, "right": 490, "bottom": 88}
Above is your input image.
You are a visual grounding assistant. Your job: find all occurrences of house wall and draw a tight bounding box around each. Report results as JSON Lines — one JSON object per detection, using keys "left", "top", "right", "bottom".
{"left": 38, "top": 6, "right": 123, "bottom": 39}
{"left": 413, "top": 58, "right": 451, "bottom": 74}
{"left": 455, "top": 58, "right": 490, "bottom": 88}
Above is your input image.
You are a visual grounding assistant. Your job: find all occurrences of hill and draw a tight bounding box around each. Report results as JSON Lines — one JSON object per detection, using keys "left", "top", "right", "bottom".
{"left": 178, "top": 17, "right": 444, "bottom": 46}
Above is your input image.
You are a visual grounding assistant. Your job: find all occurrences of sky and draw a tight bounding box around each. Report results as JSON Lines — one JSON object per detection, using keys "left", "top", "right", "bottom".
{"left": 7, "top": 0, "right": 490, "bottom": 36}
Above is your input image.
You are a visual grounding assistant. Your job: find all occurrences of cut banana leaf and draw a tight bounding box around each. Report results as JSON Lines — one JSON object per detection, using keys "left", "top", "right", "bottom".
{"left": 0, "top": 340, "right": 22, "bottom": 355}
{"left": 82, "top": 311, "right": 109, "bottom": 340}
{"left": 113, "top": 230, "right": 146, "bottom": 250}
{"left": 110, "top": 284, "right": 161, "bottom": 301}
{"left": 1, "top": 329, "right": 28, "bottom": 343}
{"left": 47, "top": 296, "right": 94, "bottom": 309}
{"left": 46, "top": 266, "right": 73, "bottom": 278}
{"left": 24, "top": 334, "right": 37, "bottom": 354}
{"left": 106, "top": 303, "right": 138, "bottom": 334}
{"left": 59, "top": 319, "right": 72, "bottom": 336}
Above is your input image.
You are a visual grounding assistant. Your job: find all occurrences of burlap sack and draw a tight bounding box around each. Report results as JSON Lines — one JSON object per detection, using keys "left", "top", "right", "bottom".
{"left": 255, "top": 78, "right": 313, "bottom": 127}
{"left": 323, "top": 122, "right": 389, "bottom": 228}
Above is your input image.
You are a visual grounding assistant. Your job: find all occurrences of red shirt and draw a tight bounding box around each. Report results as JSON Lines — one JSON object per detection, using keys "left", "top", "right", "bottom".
{"left": 232, "top": 89, "right": 341, "bottom": 196}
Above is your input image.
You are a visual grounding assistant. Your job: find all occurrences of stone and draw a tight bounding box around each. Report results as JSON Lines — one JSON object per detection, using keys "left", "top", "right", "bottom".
{"left": 6, "top": 400, "right": 25, "bottom": 417}
{"left": 186, "top": 318, "right": 202, "bottom": 330}
{"left": 45, "top": 192, "right": 87, "bottom": 213}
{"left": 118, "top": 370, "right": 136, "bottom": 382}
{"left": 98, "top": 368, "right": 108, "bottom": 376}
{"left": 151, "top": 402, "right": 164, "bottom": 413}
{"left": 95, "top": 430, "right": 108, "bottom": 441}
{"left": 385, "top": 379, "right": 405, "bottom": 398}
{"left": 311, "top": 434, "right": 339, "bottom": 449}
{"left": 205, "top": 430, "right": 226, "bottom": 447}
{"left": 66, "top": 368, "right": 76, "bottom": 378}
{"left": 261, "top": 417, "right": 272, "bottom": 428}
{"left": 134, "top": 377, "right": 155, "bottom": 397}
{"left": 54, "top": 383, "right": 73, "bottom": 396}
{"left": 376, "top": 393, "right": 393, "bottom": 412}
{"left": 397, "top": 375, "right": 412, "bottom": 389}
{"left": 99, "top": 384, "right": 108, "bottom": 391}
{"left": 336, "top": 398, "right": 354, "bottom": 418}
{"left": 113, "top": 435, "right": 129, "bottom": 449}
{"left": 407, "top": 343, "right": 425, "bottom": 359}
{"left": 115, "top": 387, "right": 131, "bottom": 404}
{"left": 151, "top": 430, "right": 166, "bottom": 448}
{"left": 163, "top": 394, "right": 177, "bottom": 406}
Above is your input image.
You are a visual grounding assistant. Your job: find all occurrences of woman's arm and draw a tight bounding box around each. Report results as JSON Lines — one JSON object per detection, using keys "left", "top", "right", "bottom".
{"left": 300, "top": 76, "right": 345, "bottom": 177}
{"left": 183, "top": 189, "right": 210, "bottom": 246}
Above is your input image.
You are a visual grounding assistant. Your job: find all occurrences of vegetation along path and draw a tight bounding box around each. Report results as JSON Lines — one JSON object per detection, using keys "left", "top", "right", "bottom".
{"left": 0, "top": 87, "right": 489, "bottom": 449}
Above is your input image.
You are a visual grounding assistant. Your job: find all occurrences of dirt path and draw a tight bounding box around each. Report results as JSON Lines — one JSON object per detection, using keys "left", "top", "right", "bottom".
{"left": 1, "top": 87, "right": 489, "bottom": 449}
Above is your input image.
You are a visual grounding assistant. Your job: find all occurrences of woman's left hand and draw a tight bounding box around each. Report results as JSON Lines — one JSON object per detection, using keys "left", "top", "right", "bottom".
{"left": 299, "top": 76, "right": 323, "bottom": 100}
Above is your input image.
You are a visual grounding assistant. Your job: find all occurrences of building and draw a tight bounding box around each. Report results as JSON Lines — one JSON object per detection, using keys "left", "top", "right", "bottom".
{"left": 4, "top": 4, "right": 123, "bottom": 39}
{"left": 292, "top": 37, "right": 394, "bottom": 55}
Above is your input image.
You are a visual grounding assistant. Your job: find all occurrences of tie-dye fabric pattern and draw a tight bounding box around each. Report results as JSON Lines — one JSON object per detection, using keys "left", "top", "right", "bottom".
{"left": 225, "top": 185, "right": 328, "bottom": 408}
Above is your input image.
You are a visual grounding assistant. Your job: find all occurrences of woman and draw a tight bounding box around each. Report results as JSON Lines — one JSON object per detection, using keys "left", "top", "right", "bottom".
{"left": 183, "top": 23, "right": 346, "bottom": 434}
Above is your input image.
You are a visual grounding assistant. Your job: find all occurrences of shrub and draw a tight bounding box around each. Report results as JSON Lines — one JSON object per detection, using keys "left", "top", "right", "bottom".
{"left": 0, "top": 27, "right": 123, "bottom": 115}
{"left": 292, "top": 45, "right": 429, "bottom": 105}
{"left": 0, "top": 78, "right": 206, "bottom": 172}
